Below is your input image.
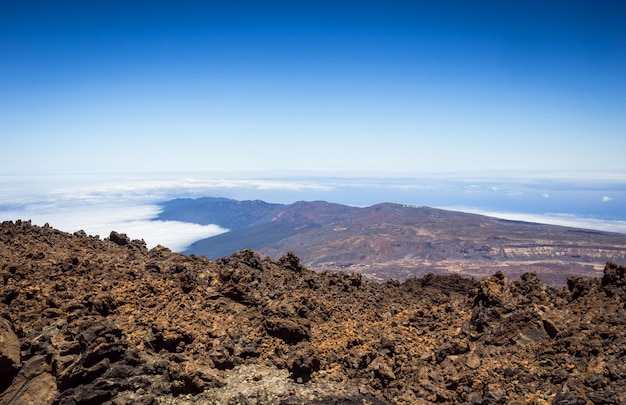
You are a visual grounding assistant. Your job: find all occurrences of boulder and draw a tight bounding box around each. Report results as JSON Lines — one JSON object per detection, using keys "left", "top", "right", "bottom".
{"left": 109, "top": 231, "right": 131, "bottom": 246}
{"left": 0, "top": 318, "right": 20, "bottom": 388}
{"left": 0, "top": 355, "right": 57, "bottom": 405}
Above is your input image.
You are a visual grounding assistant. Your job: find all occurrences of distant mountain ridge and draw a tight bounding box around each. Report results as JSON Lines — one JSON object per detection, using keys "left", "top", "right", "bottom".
{"left": 157, "top": 197, "right": 626, "bottom": 286}
{"left": 157, "top": 197, "right": 283, "bottom": 230}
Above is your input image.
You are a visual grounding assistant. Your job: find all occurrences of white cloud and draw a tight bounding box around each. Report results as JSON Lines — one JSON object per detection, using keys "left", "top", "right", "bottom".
{"left": 444, "top": 207, "right": 626, "bottom": 234}
{"left": 0, "top": 174, "right": 335, "bottom": 206}
{"left": 464, "top": 185, "right": 481, "bottom": 193}
{"left": 0, "top": 174, "right": 336, "bottom": 252}
{"left": 0, "top": 202, "right": 227, "bottom": 251}
{"left": 3, "top": 173, "right": 626, "bottom": 252}
{"left": 102, "top": 220, "right": 227, "bottom": 251}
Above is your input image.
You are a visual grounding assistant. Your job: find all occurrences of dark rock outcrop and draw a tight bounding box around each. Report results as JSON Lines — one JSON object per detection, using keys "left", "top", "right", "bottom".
{"left": 1, "top": 220, "right": 626, "bottom": 404}
{"left": 0, "top": 317, "right": 21, "bottom": 392}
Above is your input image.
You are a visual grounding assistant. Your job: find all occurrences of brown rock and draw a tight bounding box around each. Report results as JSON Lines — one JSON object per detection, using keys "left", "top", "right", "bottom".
{"left": 109, "top": 230, "right": 131, "bottom": 246}
{"left": 264, "top": 317, "right": 311, "bottom": 344}
{"left": 367, "top": 356, "right": 396, "bottom": 384}
{"left": 286, "top": 343, "right": 320, "bottom": 382}
{"left": 0, "top": 317, "right": 20, "bottom": 383}
{"left": 1, "top": 221, "right": 626, "bottom": 404}
{"left": 0, "top": 355, "right": 57, "bottom": 405}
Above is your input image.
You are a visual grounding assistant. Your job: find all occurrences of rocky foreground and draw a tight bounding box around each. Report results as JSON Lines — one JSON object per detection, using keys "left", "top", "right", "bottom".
{"left": 1, "top": 220, "right": 626, "bottom": 404}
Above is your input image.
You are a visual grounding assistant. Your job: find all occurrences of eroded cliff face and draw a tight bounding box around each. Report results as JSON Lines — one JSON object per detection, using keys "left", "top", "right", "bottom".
{"left": 1, "top": 220, "right": 625, "bottom": 404}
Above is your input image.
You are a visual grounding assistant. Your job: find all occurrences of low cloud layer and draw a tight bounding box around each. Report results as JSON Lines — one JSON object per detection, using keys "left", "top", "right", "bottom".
{"left": 0, "top": 175, "right": 337, "bottom": 252}
{"left": 0, "top": 203, "right": 227, "bottom": 251}
{"left": 2, "top": 173, "right": 625, "bottom": 252}
{"left": 448, "top": 208, "right": 626, "bottom": 235}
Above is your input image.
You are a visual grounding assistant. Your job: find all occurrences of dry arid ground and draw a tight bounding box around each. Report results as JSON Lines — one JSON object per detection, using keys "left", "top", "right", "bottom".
{"left": 1, "top": 220, "right": 626, "bottom": 404}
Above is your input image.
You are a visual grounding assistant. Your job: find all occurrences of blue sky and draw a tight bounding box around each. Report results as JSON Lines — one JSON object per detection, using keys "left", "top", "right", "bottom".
{"left": 2, "top": 1, "right": 626, "bottom": 251}
{"left": 2, "top": 1, "right": 625, "bottom": 176}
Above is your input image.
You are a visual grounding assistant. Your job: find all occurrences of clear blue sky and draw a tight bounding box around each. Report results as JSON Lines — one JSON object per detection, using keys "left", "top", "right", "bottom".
{"left": 1, "top": 1, "right": 625, "bottom": 176}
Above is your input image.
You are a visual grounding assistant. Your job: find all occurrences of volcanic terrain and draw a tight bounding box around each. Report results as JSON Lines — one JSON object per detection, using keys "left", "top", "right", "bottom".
{"left": 2, "top": 220, "right": 626, "bottom": 404}
{"left": 159, "top": 198, "right": 626, "bottom": 286}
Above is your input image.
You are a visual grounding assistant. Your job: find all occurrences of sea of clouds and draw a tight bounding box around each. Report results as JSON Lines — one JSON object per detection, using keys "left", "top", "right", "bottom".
{"left": 1, "top": 172, "right": 625, "bottom": 252}
{"left": 0, "top": 173, "right": 334, "bottom": 251}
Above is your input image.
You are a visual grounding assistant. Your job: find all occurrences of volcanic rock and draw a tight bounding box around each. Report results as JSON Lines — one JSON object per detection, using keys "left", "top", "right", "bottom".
{"left": 0, "top": 317, "right": 21, "bottom": 386}
{"left": 1, "top": 220, "right": 626, "bottom": 403}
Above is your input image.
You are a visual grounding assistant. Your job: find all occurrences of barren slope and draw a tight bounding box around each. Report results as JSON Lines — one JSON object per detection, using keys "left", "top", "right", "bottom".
{"left": 1, "top": 220, "right": 626, "bottom": 404}
{"left": 170, "top": 199, "right": 626, "bottom": 286}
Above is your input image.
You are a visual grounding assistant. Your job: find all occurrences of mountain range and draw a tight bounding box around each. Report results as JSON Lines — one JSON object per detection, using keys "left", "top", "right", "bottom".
{"left": 157, "top": 197, "right": 626, "bottom": 286}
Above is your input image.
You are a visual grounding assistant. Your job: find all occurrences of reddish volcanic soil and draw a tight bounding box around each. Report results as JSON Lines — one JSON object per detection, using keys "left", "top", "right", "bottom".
{"left": 1, "top": 220, "right": 626, "bottom": 404}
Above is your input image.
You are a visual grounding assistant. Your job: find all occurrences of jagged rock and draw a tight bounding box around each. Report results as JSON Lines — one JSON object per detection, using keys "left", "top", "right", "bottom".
{"left": 434, "top": 340, "right": 469, "bottom": 363}
{"left": 278, "top": 252, "right": 304, "bottom": 273}
{"left": 567, "top": 276, "right": 593, "bottom": 300}
{"left": 602, "top": 262, "right": 626, "bottom": 301}
{"left": 209, "top": 339, "right": 236, "bottom": 370}
{"left": 1, "top": 221, "right": 626, "bottom": 404}
{"left": 227, "top": 248, "right": 263, "bottom": 269}
{"left": 482, "top": 383, "right": 506, "bottom": 404}
{"left": 0, "top": 317, "right": 21, "bottom": 387}
{"left": 474, "top": 271, "right": 508, "bottom": 308}
{"left": 109, "top": 231, "right": 131, "bottom": 246}
{"left": 0, "top": 355, "right": 57, "bottom": 405}
{"left": 286, "top": 343, "right": 320, "bottom": 382}
{"left": 367, "top": 355, "right": 396, "bottom": 385}
{"left": 264, "top": 317, "right": 311, "bottom": 343}
{"left": 88, "top": 293, "right": 117, "bottom": 316}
